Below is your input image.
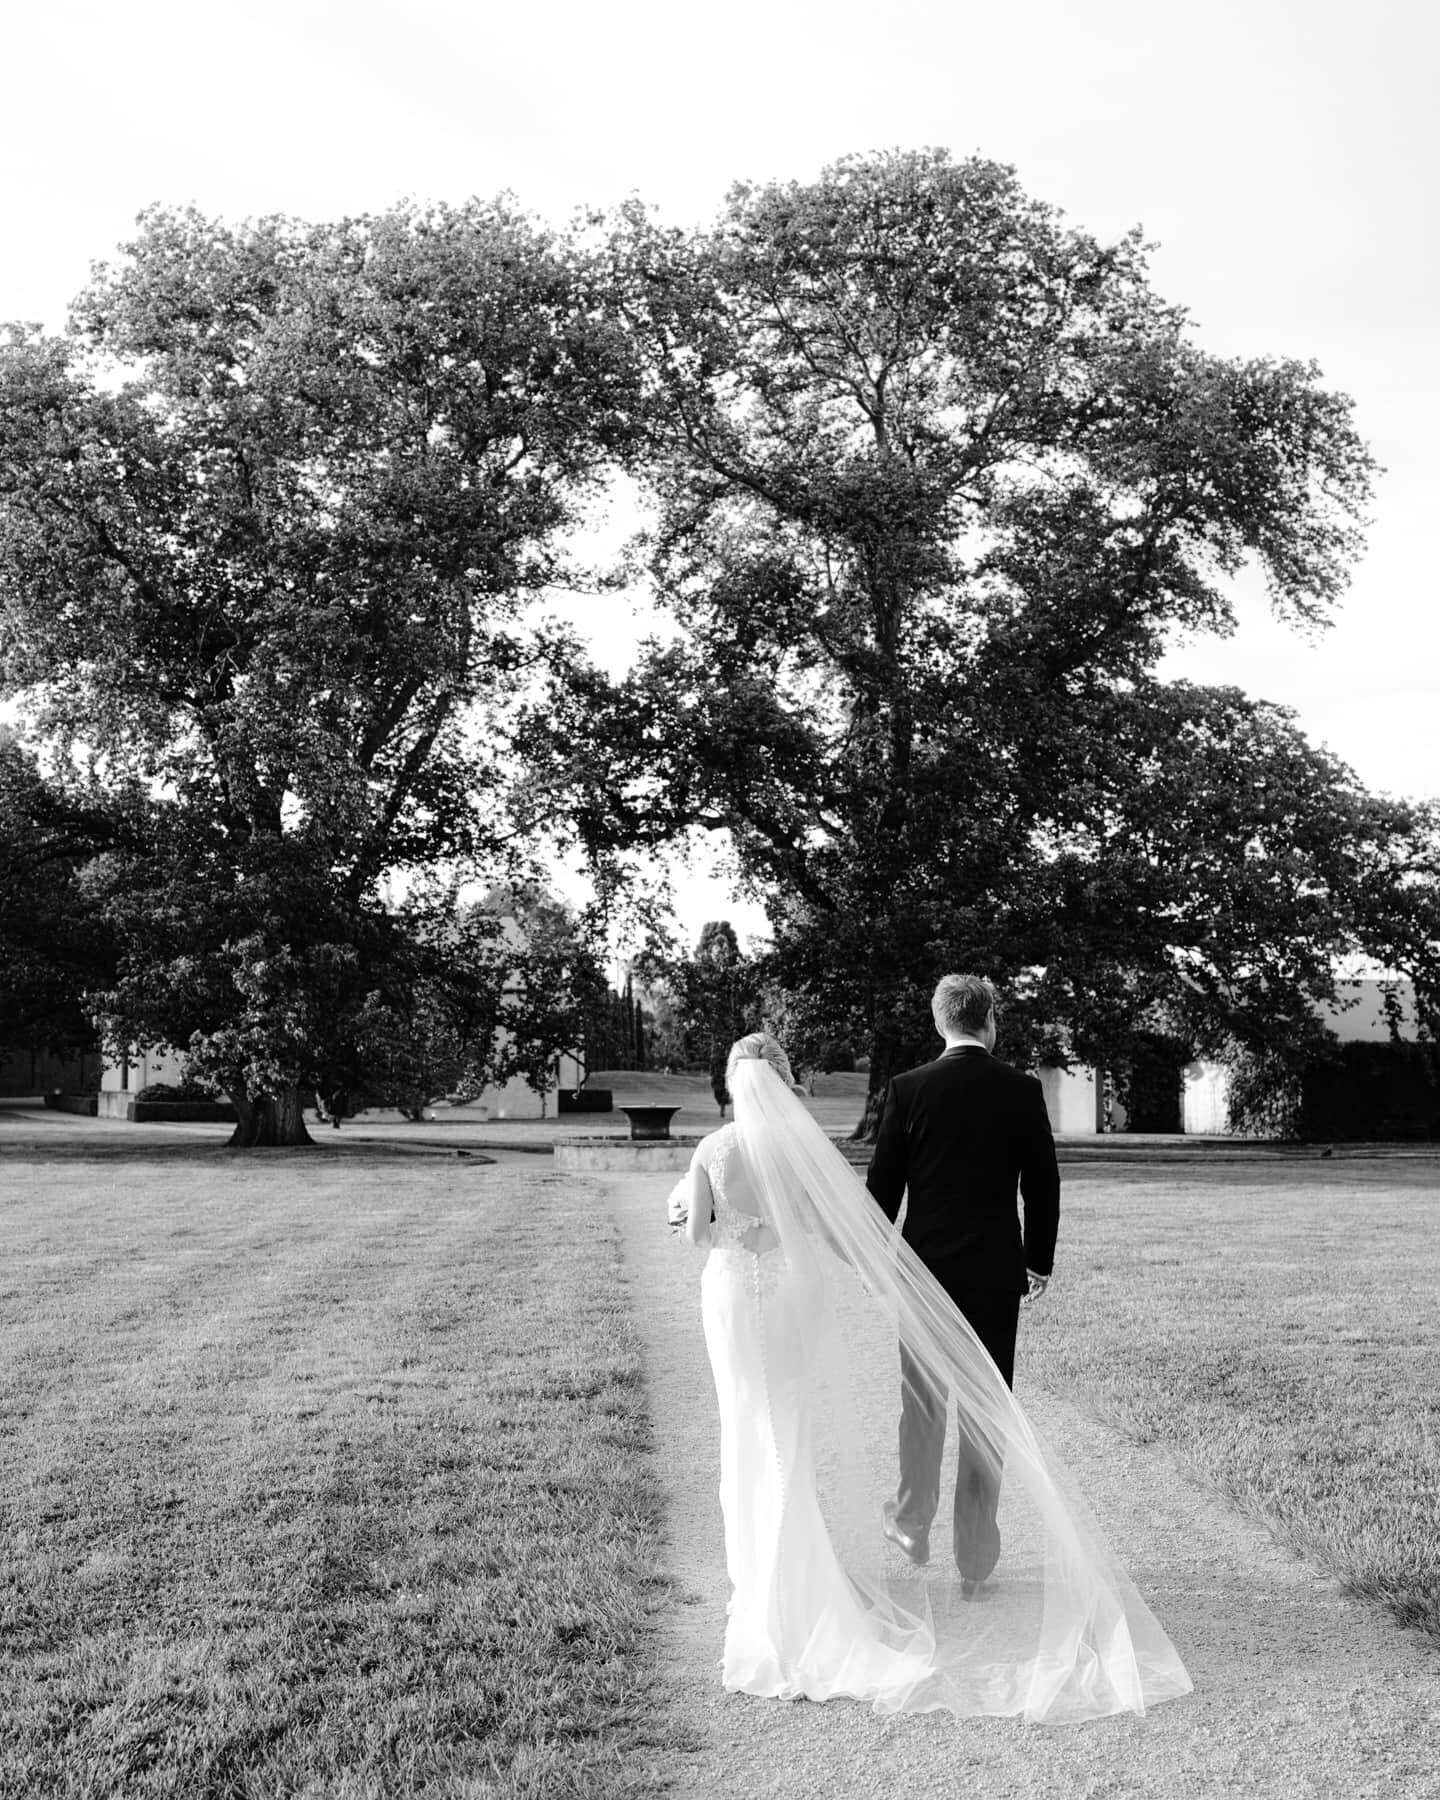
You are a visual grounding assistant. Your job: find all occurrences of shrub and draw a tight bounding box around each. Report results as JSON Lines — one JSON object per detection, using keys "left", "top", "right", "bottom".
{"left": 1299, "top": 1041, "right": 1440, "bottom": 1141}
{"left": 134, "top": 1078, "right": 216, "bottom": 1103}
{"left": 1222, "top": 1039, "right": 1440, "bottom": 1141}
{"left": 1222, "top": 1047, "right": 1303, "bottom": 1139}
{"left": 1111, "top": 1032, "right": 1188, "bottom": 1133}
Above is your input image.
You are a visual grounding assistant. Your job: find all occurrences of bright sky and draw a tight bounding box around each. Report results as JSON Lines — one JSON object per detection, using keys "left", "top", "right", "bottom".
{"left": 5, "top": 0, "right": 1436, "bottom": 948}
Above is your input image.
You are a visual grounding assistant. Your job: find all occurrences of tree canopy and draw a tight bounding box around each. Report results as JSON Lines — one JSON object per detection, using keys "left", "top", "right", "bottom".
{"left": 533, "top": 149, "right": 1438, "bottom": 1125}
{"left": 4, "top": 159, "right": 1436, "bottom": 1143}
{"left": 0, "top": 200, "right": 633, "bottom": 1140}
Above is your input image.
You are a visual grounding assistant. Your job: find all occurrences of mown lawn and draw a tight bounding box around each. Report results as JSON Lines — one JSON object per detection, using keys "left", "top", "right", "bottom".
{"left": 0, "top": 1146, "right": 672, "bottom": 1799}
{"left": 1023, "top": 1158, "right": 1440, "bottom": 1638}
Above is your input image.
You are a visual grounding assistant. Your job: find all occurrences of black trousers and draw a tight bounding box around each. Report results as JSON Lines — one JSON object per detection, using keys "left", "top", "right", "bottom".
{"left": 894, "top": 1280, "right": 1020, "bottom": 1582}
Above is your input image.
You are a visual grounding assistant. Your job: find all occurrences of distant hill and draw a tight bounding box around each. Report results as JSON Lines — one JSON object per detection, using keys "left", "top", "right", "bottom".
{"left": 586, "top": 1068, "right": 868, "bottom": 1137}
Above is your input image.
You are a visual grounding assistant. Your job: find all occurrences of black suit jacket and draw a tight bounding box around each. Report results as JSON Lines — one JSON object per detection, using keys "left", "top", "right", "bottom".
{"left": 865, "top": 1047, "right": 1060, "bottom": 1295}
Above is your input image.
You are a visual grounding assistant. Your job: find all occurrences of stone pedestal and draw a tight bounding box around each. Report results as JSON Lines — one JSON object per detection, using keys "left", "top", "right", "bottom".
{"left": 620, "top": 1104, "right": 683, "bottom": 1141}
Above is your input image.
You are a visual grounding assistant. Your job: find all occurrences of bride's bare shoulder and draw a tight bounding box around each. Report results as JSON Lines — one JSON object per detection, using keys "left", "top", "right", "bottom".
{"left": 693, "top": 1122, "right": 736, "bottom": 1162}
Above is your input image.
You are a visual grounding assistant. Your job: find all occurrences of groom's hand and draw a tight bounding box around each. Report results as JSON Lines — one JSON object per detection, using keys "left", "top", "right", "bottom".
{"left": 1021, "top": 1270, "right": 1050, "bottom": 1307}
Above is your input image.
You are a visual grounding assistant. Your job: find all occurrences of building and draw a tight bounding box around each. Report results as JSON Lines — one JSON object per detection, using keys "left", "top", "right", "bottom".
{"left": 1181, "top": 979, "right": 1421, "bottom": 1135}
{"left": 1038, "top": 1063, "right": 1102, "bottom": 1134}
{"left": 94, "top": 974, "right": 1426, "bottom": 1135}
{"left": 97, "top": 1039, "right": 584, "bottom": 1121}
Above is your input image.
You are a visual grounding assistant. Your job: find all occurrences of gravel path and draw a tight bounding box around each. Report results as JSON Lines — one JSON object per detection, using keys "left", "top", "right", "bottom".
{"left": 603, "top": 1170, "right": 1440, "bottom": 1800}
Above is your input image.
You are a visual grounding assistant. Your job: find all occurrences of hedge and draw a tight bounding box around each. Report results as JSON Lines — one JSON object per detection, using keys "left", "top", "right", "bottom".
{"left": 1299, "top": 1041, "right": 1440, "bottom": 1141}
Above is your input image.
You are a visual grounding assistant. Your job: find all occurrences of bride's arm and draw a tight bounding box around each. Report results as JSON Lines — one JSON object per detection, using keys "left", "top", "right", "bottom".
{"left": 685, "top": 1159, "right": 715, "bottom": 1248}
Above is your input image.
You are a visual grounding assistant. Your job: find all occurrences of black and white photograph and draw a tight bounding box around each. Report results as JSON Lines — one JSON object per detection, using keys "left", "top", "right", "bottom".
{"left": 2, "top": 1, "right": 1437, "bottom": 1794}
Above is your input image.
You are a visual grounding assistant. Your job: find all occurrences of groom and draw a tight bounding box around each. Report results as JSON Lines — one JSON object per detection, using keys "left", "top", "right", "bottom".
{"left": 866, "top": 973, "right": 1060, "bottom": 1590}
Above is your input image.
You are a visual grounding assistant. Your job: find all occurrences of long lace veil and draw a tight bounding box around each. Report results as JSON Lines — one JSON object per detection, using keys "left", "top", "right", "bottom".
{"left": 720, "top": 1053, "right": 1192, "bottom": 1721}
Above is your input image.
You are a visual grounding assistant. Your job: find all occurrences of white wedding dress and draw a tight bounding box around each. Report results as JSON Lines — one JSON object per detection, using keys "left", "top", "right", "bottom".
{"left": 699, "top": 1122, "right": 934, "bottom": 1700}
{"left": 682, "top": 1064, "right": 1193, "bottom": 1723}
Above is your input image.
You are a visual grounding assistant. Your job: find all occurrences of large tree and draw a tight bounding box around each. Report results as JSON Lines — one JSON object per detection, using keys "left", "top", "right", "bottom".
{"left": 0, "top": 201, "right": 633, "bottom": 1142}
{"left": 535, "top": 150, "right": 1439, "bottom": 1128}
{"left": 0, "top": 729, "right": 126, "bottom": 1055}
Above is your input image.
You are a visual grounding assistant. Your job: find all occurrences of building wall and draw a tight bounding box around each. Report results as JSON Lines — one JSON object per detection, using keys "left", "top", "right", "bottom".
{"left": 100, "top": 1045, "right": 187, "bottom": 1093}
{"left": 1038, "top": 1064, "right": 1100, "bottom": 1136}
{"left": 1316, "top": 979, "right": 1420, "bottom": 1042}
{"left": 1181, "top": 1061, "right": 1230, "bottom": 1135}
{"left": 466, "top": 1051, "right": 585, "bottom": 1120}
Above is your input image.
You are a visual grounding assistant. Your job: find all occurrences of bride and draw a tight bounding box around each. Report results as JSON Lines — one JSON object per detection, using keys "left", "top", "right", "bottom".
{"left": 676, "top": 1031, "right": 1191, "bottom": 1722}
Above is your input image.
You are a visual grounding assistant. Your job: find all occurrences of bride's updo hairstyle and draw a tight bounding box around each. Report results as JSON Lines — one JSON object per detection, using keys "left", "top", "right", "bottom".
{"left": 726, "top": 1031, "right": 800, "bottom": 1091}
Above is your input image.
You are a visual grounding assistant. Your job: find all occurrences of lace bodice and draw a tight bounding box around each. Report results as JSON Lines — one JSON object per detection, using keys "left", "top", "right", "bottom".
{"left": 700, "top": 1125, "right": 777, "bottom": 1254}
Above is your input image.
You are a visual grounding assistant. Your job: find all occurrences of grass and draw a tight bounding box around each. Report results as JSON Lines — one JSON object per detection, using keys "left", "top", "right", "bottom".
{"left": 0, "top": 1145, "right": 673, "bottom": 1799}
{"left": 1023, "top": 1158, "right": 1440, "bottom": 1638}
{"left": 5, "top": 1133, "right": 1435, "bottom": 1798}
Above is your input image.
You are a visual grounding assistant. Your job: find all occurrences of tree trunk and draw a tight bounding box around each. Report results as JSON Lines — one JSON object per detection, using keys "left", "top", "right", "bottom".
{"left": 854, "top": 1017, "right": 932, "bottom": 1142}
{"left": 227, "top": 1085, "right": 313, "bottom": 1148}
{"left": 853, "top": 1061, "right": 891, "bottom": 1142}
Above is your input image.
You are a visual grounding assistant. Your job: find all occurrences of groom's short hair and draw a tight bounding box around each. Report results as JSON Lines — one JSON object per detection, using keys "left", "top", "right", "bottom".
{"left": 932, "top": 973, "right": 996, "bottom": 1036}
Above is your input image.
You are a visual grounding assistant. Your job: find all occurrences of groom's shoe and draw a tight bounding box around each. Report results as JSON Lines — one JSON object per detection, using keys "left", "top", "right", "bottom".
{"left": 882, "top": 1502, "right": 930, "bottom": 1567}
{"left": 954, "top": 1516, "right": 1001, "bottom": 1589}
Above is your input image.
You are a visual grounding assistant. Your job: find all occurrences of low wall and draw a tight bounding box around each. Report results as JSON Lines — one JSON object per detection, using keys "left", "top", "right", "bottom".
{"left": 554, "top": 1136, "right": 871, "bottom": 1171}
{"left": 96, "top": 1093, "right": 237, "bottom": 1123}
{"left": 42, "top": 1093, "right": 99, "bottom": 1116}
{"left": 555, "top": 1140, "right": 693, "bottom": 1172}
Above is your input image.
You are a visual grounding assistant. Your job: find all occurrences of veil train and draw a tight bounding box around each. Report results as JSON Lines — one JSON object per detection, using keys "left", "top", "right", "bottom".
{"left": 690, "top": 1055, "right": 1192, "bottom": 1722}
